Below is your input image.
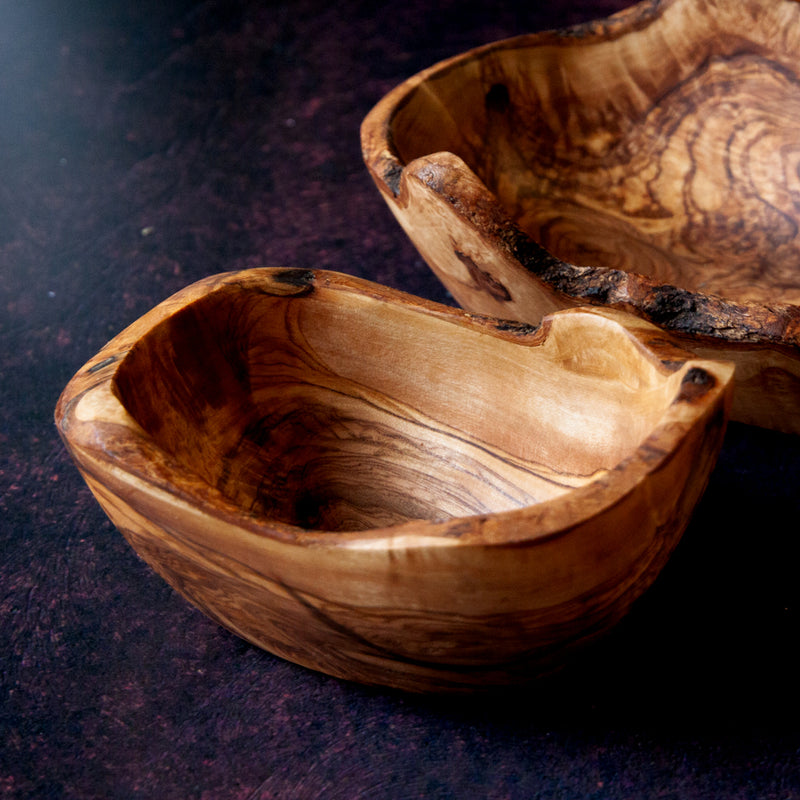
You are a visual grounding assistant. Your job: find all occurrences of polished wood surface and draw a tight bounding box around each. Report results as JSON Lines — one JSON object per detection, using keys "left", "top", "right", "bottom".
{"left": 362, "top": 0, "right": 800, "bottom": 434}
{"left": 56, "top": 268, "right": 733, "bottom": 692}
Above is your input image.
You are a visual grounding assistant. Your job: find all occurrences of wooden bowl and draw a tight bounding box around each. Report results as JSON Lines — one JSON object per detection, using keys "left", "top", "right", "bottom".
{"left": 361, "top": 0, "right": 800, "bottom": 435}
{"left": 55, "top": 268, "right": 733, "bottom": 692}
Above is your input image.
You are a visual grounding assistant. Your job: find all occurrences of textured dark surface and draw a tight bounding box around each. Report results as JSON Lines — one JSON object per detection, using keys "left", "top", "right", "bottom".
{"left": 2, "top": 1, "right": 799, "bottom": 797}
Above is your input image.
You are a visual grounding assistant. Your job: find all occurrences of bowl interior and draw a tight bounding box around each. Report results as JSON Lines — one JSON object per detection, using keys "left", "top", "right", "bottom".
{"left": 387, "top": 1, "right": 800, "bottom": 306}
{"left": 113, "top": 282, "right": 684, "bottom": 532}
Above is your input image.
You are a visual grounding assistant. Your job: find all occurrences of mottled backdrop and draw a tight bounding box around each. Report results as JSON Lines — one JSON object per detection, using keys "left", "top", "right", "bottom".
{"left": 2, "top": 1, "right": 799, "bottom": 798}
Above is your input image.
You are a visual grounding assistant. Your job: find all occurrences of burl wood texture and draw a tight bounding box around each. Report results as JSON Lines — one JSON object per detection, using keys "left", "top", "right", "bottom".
{"left": 362, "top": 0, "right": 800, "bottom": 434}
{"left": 56, "top": 268, "right": 733, "bottom": 692}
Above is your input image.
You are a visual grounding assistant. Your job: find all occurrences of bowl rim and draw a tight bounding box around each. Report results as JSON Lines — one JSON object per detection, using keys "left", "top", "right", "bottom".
{"left": 359, "top": 0, "right": 800, "bottom": 353}
{"left": 55, "top": 267, "right": 734, "bottom": 551}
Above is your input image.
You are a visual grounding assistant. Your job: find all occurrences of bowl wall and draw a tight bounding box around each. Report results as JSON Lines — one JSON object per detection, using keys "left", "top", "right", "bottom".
{"left": 113, "top": 275, "right": 688, "bottom": 531}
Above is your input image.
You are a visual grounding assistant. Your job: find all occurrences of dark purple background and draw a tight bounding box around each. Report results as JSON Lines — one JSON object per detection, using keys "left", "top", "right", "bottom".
{"left": 2, "top": 1, "right": 799, "bottom": 797}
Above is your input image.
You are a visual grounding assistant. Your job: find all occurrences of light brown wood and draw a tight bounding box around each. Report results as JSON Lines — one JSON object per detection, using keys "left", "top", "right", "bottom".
{"left": 361, "top": 0, "right": 800, "bottom": 435}
{"left": 55, "top": 268, "right": 733, "bottom": 692}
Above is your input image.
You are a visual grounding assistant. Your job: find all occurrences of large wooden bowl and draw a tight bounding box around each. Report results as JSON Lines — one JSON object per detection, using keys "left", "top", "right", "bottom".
{"left": 361, "top": 0, "right": 800, "bottom": 435}
{"left": 55, "top": 268, "right": 733, "bottom": 692}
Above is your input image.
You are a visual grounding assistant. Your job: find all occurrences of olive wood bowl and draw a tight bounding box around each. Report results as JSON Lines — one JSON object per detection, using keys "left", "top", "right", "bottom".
{"left": 55, "top": 268, "right": 733, "bottom": 692}
{"left": 361, "top": 0, "right": 800, "bottom": 435}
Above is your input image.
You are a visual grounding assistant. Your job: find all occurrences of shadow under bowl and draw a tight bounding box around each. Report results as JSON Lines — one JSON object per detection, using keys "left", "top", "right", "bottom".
{"left": 56, "top": 268, "right": 733, "bottom": 691}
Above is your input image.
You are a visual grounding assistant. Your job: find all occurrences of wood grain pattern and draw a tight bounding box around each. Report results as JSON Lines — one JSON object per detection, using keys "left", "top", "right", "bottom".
{"left": 362, "top": 0, "right": 800, "bottom": 434}
{"left": 56, "top": 268, "right": 733, "bottom": 691}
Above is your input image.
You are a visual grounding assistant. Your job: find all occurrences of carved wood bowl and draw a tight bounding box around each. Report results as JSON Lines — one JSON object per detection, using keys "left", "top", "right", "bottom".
{"left": 361, "top": 0, "right": 800, "bottom": 435}
{"left": 55, "top": 268, "right": 733, "bottom": 692}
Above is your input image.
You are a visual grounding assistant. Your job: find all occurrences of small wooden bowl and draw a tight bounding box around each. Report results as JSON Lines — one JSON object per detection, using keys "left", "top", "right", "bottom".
{"left": 55, "top": 268, "right": 733, "bottom": 692}
{"left": 362, "top": 0, "right": 800, "bottom": 435}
